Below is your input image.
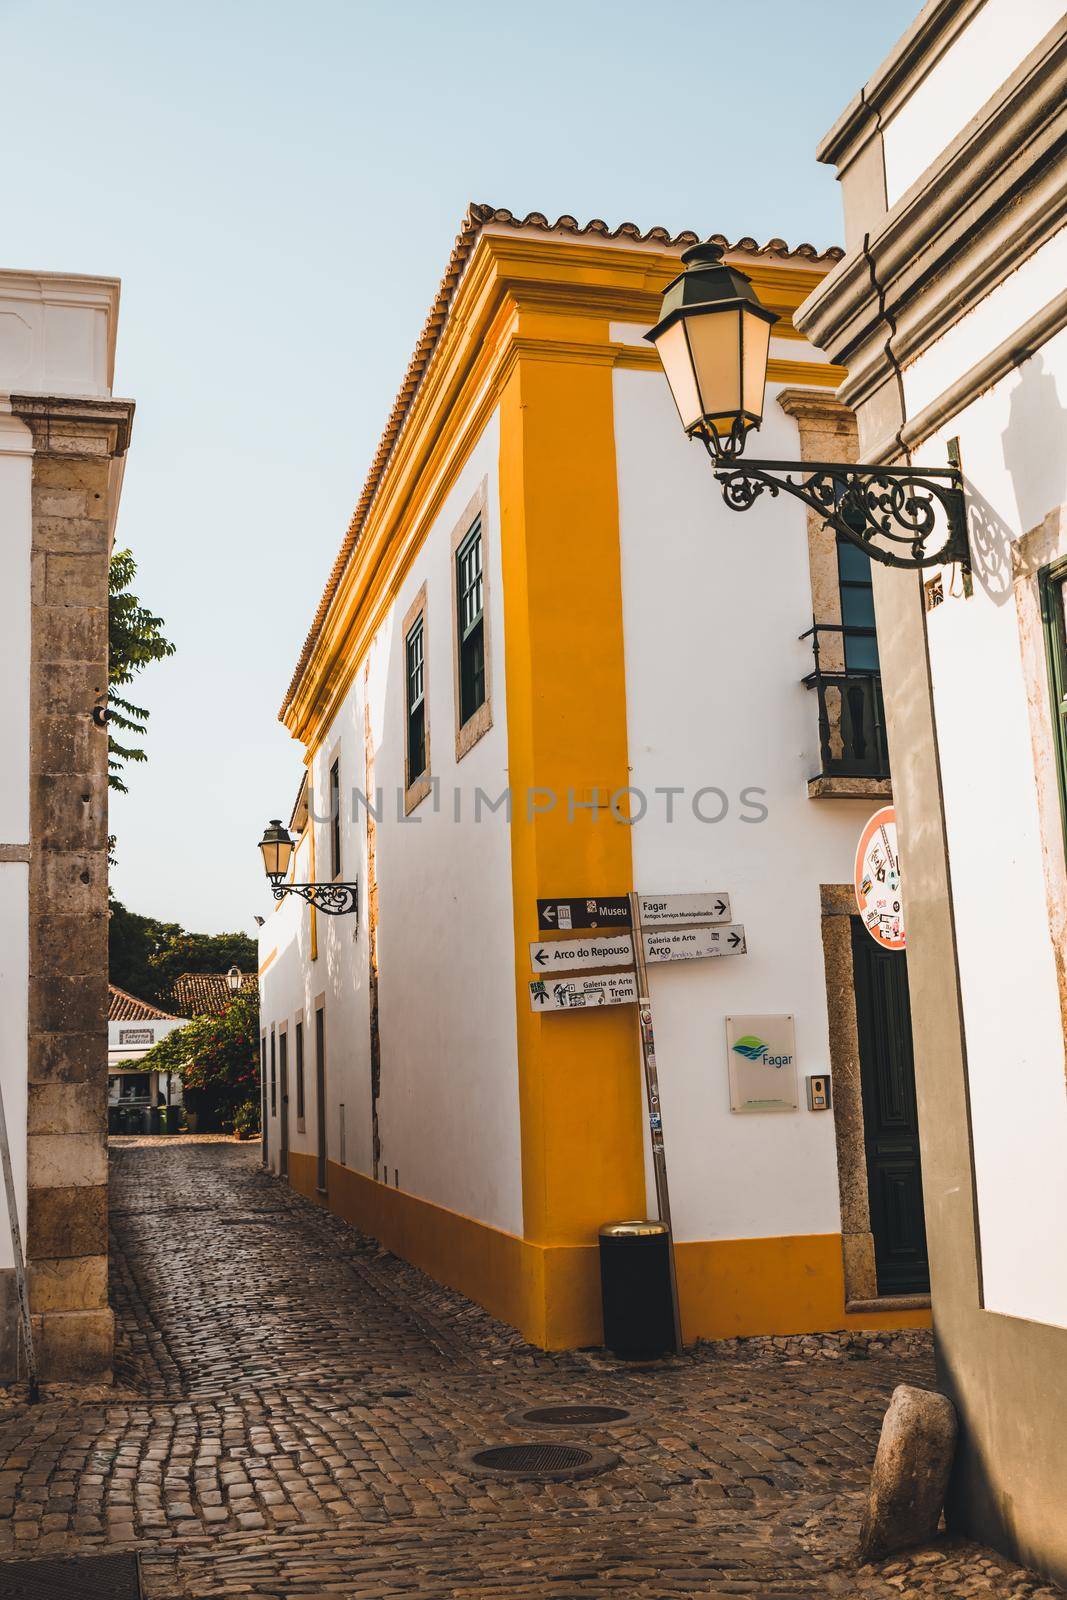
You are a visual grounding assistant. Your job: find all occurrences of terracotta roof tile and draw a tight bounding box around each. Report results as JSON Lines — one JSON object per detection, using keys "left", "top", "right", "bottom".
{"left": 279, "top": 202, "right": 844, "bottom": 718}
{"left": 168, "top": 972, "right": 258, "bottom": 1018}
{"left": 108, "top": 984, "right": 179, "bottom": 1023}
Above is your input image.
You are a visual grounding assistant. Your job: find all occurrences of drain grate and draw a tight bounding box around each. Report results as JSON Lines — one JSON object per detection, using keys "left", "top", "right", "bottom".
{"left": 460, "top": 1441, "right": 618, "bottom": 1480}
{"left": 0, "top": 1553, "right": 141, "bottom": 1599}
{"left": 515, "top": 1403, "right": 631, "bottom": 1427}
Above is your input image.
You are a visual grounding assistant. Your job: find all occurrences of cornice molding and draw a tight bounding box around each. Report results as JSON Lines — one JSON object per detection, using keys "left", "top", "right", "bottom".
{"left": 797, "top": 19, "right": 1067, "bottom": 415}
{"left": 9, "top": 393, "right": 135, "bottom": 457}
{"left": 817, "top": 0, "right": 986, "bottom": 173}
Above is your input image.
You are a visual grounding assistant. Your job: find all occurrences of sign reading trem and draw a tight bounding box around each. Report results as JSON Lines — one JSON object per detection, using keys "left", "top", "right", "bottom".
{"left": 725, "top": 1014, "right": 799, "bottom": 1113}
{"left": 529, "top": 972, "right": 638, "bottom": 1012}
{"left": 536, "top": 896, "right": 632, "bottom": 932}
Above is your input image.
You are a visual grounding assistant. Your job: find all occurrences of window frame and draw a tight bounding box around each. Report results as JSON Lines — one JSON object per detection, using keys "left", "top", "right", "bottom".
{"left": 451, "top": 481, "right": 492, "bottom": 759}
{"left": 402, "top": 584, "right": 431, "bottom": 812}
{"left": 269, "top": 1026, "right": 277, "bottom": 1117}
{"left": 294, "top": 1012, "right": 306, "bottom": 1131}
{"left": 1040, "top": 556, "right": 1067, "bottom": 856}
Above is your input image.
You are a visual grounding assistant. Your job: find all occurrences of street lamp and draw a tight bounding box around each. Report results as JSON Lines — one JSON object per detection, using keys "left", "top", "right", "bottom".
{"left": 646, "top": 241, "right": 968, "bottom": 570}
{"left": 257, "top": 819, "right": 359, "bottom": 918}
{"left": 226, "top": 965, "right": 242, "bottom": 995}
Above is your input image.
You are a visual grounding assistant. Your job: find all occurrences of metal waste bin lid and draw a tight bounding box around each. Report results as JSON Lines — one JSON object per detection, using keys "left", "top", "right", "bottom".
{"left": 599, "top": 1220, "right": 668, "bottom": 1239}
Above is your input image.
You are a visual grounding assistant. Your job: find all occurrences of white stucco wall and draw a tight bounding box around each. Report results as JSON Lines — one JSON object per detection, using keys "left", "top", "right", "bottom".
{"left": 900, "top": 228, "right": 1067, "bottom": 1326}
{"left": 0, "top": 866, "right": 28, "bottom": 1271}
{"left": 614, "top": 365, "right": 873, "bottom": 1243}
{"left": 260, "top": 409, "right": 524, "bottom": 1236}
{"left": 879, "top": 0, "right": 1062, "bottom": 209}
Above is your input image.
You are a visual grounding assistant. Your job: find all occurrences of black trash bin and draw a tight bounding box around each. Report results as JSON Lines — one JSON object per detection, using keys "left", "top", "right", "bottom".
{"left": 598, "top": 1220, "right": 675, "bottom": 1357}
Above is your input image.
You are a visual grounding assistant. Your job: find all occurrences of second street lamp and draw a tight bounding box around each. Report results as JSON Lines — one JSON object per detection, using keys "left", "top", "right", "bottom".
{"left": 257, "top": 819, "right": 359, "bottom": 918}
{"left": 646, "top": 240, "right": 968, "bottom": 571}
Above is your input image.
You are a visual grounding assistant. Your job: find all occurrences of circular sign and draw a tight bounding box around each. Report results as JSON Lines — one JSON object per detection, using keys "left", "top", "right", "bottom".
{"left": 854, "top": 806, "right": 905, "bottom": 950}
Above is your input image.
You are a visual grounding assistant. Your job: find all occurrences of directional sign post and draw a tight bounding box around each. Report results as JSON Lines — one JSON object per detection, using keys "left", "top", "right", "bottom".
{"left": 643, "top": 924, "right": 746, "bottom": 963}
{"left": 528, "top": 972, "right": 637, "bottom": 1012}
{"left": 638, "top": 893, "right": 732, "bottom": 927}
{"left": 530, "top": 933, "right": 634, "bottom": 974}
{"left": 537, "top": 896, "right": 632, "bottom": 933}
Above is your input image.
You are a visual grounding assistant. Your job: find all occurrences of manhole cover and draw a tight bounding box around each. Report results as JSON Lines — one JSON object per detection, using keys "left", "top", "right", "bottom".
{"left": 0, "top": 1553, "right": 141, "bottom": 1599}
{"left": 459, "top": 1441, "right": 618, "bottom": 1480}
{"left": 509, "top": 1403, "right": 632, "bottom": 1428}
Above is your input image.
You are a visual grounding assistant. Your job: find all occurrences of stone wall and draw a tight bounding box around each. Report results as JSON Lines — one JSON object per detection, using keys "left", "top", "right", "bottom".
{"left": 12, "top": 394, "right": 133, "bottom": 1381}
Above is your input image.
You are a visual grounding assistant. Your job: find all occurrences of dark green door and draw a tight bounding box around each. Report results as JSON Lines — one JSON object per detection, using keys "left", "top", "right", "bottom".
{"left": 851, "top": 918, "right": 930, "bottom": 1295}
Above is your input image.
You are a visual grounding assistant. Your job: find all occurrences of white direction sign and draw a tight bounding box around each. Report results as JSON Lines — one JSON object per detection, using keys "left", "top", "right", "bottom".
{"left": 639, "top": 893, "right": 732, "bottom": 927}
{"left": 643, "top": 923, "right": 746, "bottom": 963}
{"left": 530, "top": 933, "right": 634, "bottom": 975}
{"left": 529, "top": 972, "right": 638, "bottom": 1012}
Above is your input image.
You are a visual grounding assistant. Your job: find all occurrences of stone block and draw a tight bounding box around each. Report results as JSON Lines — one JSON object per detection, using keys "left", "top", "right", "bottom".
{"left": 44, "top": 552, "right": 109, "bottom": 607}
{"left": 31, "top": 715, "right": 96, "bottom": 777}
{"left": 31, "top": 605, "right": 107, "bottom": 666}
{"left": 32, "top": 662, "right": 107, "bottom": 717}
{"left": 33, "top": 487, "right": 90, "bottom": 520}
{"left": 27, "top": 1184, "right": 107, "bottom": 1259}
{"left": 31, "top": 517, "right": 110, "bottom": 555}
{"left": 28, "top": 1081, "right": 106, "bottom": 1137}
{"left": 31, "top": 852, "right": 106, "bottom": 918}
{"left": 29, "top": 911, "right": 107, "bottom": 979}
{"left": 28, "top": 1255, "right": 108, "bottom": 1313}
{"left": 30, "top": 774, "right": 108, "bottom": 852}
{"left": 31, "top": 456, "right": 110, "bottom": 493}
{"left": 0, "top": 1270, "right": 17, "bottom": 1383}
{"left": 858, "top": 1384, "right": 958, "bottom": 1561}
{"left": 28, "top": 1032, "right": 102, "bottom": 1085}
{"left": 34, "top": 1308, "right": 113, "bottom": 1381}
{"left": 28, "top": 972, "right": 107, "bottom": 1036}
{"left": 28, "top": 1133, "right": 107, "bottom": 1189}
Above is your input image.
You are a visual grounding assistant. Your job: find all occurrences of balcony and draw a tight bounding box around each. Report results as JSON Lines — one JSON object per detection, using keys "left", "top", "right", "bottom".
{"left": 801, "top": 622, "right": 891, "bottom": 799}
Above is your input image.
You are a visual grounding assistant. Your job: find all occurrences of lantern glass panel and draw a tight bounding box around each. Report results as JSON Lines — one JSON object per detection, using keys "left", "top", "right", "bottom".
{"left": 740, "top": 306, "right": 772, "bottom": 423}
{"left": 686, "top": 306, "right": 742, "bottom": 432}
{"left": 653, "top": 318, "right": 703, "bottom": 434}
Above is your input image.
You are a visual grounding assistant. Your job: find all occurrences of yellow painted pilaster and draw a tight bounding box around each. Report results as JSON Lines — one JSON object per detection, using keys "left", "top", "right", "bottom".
{"left": 498, "top": 327, "right": 646, "bottom": 1347}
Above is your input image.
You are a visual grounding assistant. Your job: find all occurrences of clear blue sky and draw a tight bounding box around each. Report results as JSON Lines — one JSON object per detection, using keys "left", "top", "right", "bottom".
{"left": 4, "top": 0, "right": 916, "bottom": 935}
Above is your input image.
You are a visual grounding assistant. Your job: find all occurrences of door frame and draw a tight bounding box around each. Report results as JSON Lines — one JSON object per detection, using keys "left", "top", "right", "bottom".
{"left": 278, "top": 1022, "right": 290, "bottom": 1179}
{"left": 314, "top": 994, "right": 328, "bottom": 1195}
{"left": 820, "top": 883, "right": 930, "bottom": 1308}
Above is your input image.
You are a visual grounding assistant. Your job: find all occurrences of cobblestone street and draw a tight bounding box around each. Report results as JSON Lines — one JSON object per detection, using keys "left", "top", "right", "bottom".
{"left": 0, "top": 1140, "right": 1059, "bottom": 1598}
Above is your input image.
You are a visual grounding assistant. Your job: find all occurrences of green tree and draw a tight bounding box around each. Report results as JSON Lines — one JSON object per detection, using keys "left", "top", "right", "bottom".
{"left": 109, "top": 899, "right": 257, "bottom": 1009}
{"left": 108, "top": 548, "right": 175, "bottom": 795}
{"left": 124, "top": 989, "right": 260, "bottom": 1130}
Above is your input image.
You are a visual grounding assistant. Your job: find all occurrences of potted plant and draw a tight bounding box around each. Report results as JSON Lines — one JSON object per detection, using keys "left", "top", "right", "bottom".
{"left": 233, "top": 1100, "right": 260, "bottom": 1142}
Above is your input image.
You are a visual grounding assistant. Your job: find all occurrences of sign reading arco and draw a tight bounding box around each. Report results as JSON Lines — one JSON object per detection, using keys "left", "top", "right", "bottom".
{"left": 854, "top": 805, "right": 905, "bottom": 951}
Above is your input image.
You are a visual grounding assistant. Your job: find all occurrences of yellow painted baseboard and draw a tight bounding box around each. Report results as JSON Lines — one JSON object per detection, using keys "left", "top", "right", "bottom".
{"left": 286, "top": 1151, "right": 931, "bottom": 1347}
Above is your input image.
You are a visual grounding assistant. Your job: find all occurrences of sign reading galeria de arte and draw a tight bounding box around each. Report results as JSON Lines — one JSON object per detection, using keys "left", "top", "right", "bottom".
{"left": 854, "top": 805, "right": 905, "bottom": 950}
{"left": 725, "top": 1014, "right": 799, "bottom": 1113}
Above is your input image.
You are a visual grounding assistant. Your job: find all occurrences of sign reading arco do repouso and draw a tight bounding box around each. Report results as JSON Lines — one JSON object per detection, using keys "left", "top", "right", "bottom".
{"left": 854, "top": 805, "right": 905, "bottom": 951}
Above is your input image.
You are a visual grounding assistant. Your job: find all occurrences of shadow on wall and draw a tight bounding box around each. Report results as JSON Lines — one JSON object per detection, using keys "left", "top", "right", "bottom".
{"left": 967, "top": 352, "right": 1067, "bottom": 606}
{"left": 1003, "top": 352, "right": 1067, "bottom": 542}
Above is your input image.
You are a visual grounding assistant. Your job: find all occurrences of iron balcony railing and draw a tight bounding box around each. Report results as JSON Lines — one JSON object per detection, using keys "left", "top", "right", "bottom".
{"left": 800, "top": 621, "right": 890, "bottom": 781}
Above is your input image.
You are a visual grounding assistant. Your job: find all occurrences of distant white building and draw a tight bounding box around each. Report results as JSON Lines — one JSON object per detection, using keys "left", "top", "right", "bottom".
{"left": 107, "top": 985, "right": 188, "bottom": 1127}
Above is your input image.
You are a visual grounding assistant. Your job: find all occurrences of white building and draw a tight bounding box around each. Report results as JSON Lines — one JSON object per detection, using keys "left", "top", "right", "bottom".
{"left": 797, "top": 0, "right": 1067, "bottom": 1580}
{"left": 0, "top": 268, "right": 133, "bottom": 1379}
{"left": 107, "top": 985, "right": 188, "bottom": 1126}
{"left": 259, "top": 206, "right": 932, "bottom": 1350}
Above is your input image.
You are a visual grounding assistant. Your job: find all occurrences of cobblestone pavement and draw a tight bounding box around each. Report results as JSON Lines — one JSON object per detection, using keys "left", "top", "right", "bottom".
{"left": 0, "top": 1139, "right": 1060, "bottom": 1599}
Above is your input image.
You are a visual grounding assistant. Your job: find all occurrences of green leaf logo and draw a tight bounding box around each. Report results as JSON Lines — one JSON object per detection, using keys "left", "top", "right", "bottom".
{"left": 732, "top": 1035, "right": 768, "bottom": 1061}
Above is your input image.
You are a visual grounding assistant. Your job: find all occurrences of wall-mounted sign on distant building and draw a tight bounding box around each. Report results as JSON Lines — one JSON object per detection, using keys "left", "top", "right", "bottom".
{"left": 725, "top": 1015, "right": 799, "bottom": 1113}
{"left": 854, "top": 805, "right": 905, "bottom": 951}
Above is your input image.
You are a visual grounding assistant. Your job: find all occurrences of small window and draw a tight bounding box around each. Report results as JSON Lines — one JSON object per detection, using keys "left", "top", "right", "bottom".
{"left": 329, "top": 759, "right": 341, "bottom": 879}
{"left": 295, "top": 1020, "right": 305, "bottom": 1121}
{"left": 1040, "top": 560, "right": 1067, "bottom": 855}
{"left": 456, "top": 519, "right": 485, "bottom": 726}
{"left": 406, "top": 616, "right": 426, "bottom": 782}
{"left": 837, "top": 535, "right": 880, "bottom": 673}
{"left": 270, "top": 1029, "right": 277, "bottom": 1116}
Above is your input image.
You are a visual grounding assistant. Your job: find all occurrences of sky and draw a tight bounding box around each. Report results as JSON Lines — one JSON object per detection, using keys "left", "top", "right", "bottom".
{"left": 3, "top": 0, "right": 918, "bottom": 935}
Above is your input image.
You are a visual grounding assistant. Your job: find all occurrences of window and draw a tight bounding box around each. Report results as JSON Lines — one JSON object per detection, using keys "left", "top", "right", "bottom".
{"left": 837, "top": 535, "right": 880, "bottom": 672}
{"left": 1040, "top": 559, "right": 1067, "bottom": 853}
{"left": 329, "top": 758, "right": 341, "bottom": 879}
{"left": 456, "top": 518, "right": 485, "bottom": 725}
{"left": 270, "top": 1029, "right": 277, "bottom": 1116}
{"left": 406, "top": 615, "right": 426, "bottom": 782}
{"left": 295, "top": 1019, "right": 305, "bottom": 1123}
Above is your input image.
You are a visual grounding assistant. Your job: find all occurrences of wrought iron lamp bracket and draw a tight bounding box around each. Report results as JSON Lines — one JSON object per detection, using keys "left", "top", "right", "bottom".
{"left": 270, "top": 882, "right": 359, "bottom": 917}
{"left": 705, "top": 443, "right": 969, "bottom": 571}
